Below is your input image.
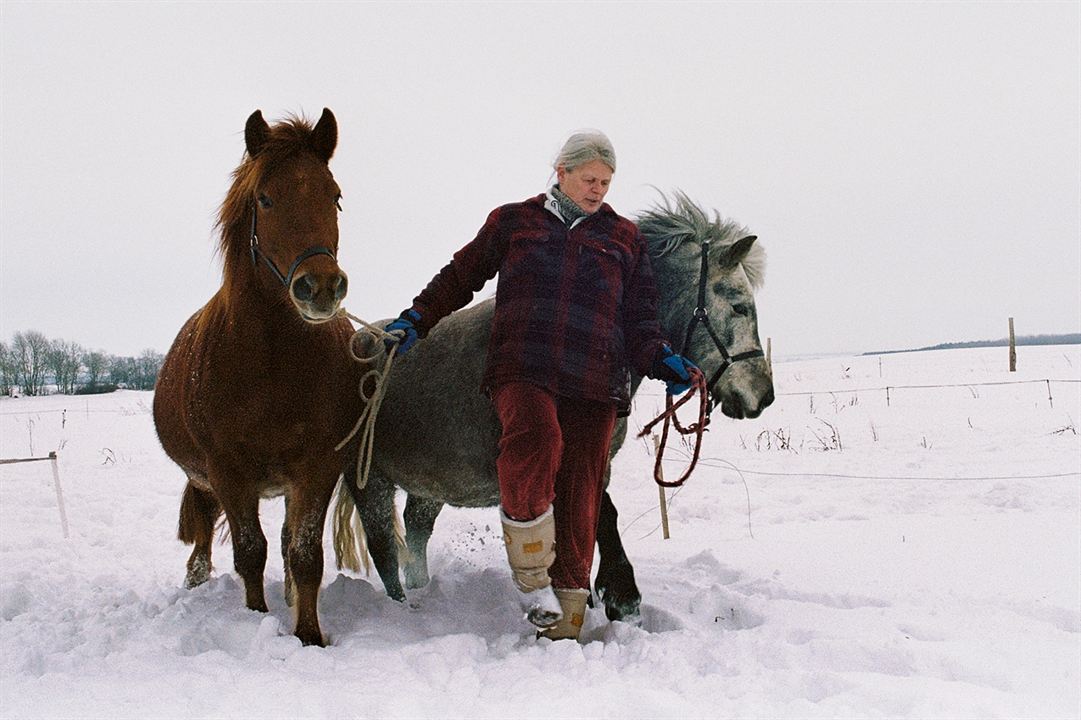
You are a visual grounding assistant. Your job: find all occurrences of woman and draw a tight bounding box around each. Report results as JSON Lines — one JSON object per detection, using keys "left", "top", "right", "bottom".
{"left": 385, "top": 130, "right": 696, "bottom": 640}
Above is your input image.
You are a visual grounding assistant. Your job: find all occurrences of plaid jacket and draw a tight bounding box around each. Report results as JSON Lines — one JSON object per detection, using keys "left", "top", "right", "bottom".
{"left": 411, "top": 192, "right": 668, "bottom": 412}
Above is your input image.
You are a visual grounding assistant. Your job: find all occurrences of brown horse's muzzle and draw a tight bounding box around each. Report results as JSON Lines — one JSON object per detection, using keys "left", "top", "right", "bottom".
{"left": 290, "top": 268, "right": 348, "bottom": 322}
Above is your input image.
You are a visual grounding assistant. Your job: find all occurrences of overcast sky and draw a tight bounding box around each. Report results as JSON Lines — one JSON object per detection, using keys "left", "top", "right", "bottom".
{"left": 2, "top": 2, "right": 1078, "bottom": 358}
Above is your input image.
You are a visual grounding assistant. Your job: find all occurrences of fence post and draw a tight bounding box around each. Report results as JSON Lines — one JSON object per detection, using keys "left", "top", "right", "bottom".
{"left": 1008, "top": 317, "right": 1017, "bottom": 372}
{"left": 766, "top": 337, "right": 772, "bottom": 373}
{"left": 49, "top": 451, "right": 70, "bottom": 539}
{"left": 1046, "top": 379, "right": 1054, "bottom": 409}
{"left": 652, "top": 435, "right": 671, "bottom": 540}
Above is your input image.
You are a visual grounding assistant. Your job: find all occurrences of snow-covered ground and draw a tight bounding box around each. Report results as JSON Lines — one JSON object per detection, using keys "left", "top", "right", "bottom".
{"left": 1, "top": 345, "right": 1078, "bottom": 719}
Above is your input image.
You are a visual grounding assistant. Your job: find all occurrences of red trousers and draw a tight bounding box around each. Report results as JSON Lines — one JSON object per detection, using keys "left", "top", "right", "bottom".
{"left": 492, "top": 382, "right": 617, "bottom": 590}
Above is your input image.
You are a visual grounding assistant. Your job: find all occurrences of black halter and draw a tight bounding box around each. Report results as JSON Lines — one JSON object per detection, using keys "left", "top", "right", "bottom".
{"left": 249, "top": 203, "right": 336, "bottom": 288}
{"left": 679, "top": 237, "right": 764, "bottom": 399}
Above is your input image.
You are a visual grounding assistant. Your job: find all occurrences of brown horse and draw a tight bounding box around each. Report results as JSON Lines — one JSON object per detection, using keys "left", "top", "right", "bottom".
{"left": 153, "top": 108, "right": 363, "bottom": 646}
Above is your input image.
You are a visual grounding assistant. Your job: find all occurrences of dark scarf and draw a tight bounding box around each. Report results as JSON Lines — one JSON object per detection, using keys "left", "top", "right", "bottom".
{"left": 550, "top": 185, "right": 590, "bottom": 226}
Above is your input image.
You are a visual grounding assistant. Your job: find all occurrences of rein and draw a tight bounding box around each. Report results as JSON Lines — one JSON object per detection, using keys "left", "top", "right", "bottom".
{"left": 637, "top": 236, "right": 764, "bottom": 488}
{"left": 637, "top": 369, "right": 709, "bottom": 487}
{"left": 249, "top": 204, "right": 336, "bottom": 288}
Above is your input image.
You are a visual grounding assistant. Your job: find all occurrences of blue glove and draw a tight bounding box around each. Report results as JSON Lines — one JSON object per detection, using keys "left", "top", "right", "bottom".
{"left": 384, "top": 308, "right": 421, "bottom": 355}
{"left": 651, "top": 345, "right": 699, "bottom": 395}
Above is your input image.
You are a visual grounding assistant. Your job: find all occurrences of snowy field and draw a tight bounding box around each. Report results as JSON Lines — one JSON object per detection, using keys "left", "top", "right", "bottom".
{"left": 1, "top": 345, "right": 1078, "bottom": 719}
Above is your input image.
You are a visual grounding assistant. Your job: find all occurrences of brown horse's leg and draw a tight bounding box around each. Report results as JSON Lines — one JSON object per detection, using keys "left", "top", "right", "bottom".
{"left": 178, "top": 481, "right": 221, "bottom": 588}
{"left": 213, "top": 472, "right": 268, "bottom": 613}
{"left": 284, "top": 478, "right": 336, "bottom": 647}
{"left": 280, "top": 501, "right": 295, "bottom": 608}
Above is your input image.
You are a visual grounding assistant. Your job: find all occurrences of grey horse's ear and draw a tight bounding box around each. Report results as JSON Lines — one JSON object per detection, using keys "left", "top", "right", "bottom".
{"left": 245, "top": 110, "right": 270, "bottom": 158}
{"left": 719, "top": 235, "right": 757, "bottom": 268}
{"left": 311, "top": 108, "right": 338, "bottom": 162}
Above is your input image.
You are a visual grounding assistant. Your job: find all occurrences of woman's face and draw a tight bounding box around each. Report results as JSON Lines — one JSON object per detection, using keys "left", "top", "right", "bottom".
{"left": 557, "top": 159, "right": 613, "bottom": 214}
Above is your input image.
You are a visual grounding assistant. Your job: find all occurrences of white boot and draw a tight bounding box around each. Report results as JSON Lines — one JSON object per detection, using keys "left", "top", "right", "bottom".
{"left": 539, "top": 588, "right": 590, "bottom": 641}
{"left": 501, "top": 506, "right": 563, "bottom": 628}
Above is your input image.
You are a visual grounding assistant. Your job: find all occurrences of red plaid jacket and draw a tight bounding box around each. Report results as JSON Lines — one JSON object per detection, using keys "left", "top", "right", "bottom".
{"left": 410, "top": 193, "right": 668, "bottom": 412}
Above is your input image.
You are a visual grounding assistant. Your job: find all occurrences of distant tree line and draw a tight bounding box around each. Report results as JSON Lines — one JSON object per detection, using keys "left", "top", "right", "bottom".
{"left": 0, "top": 330, "right": 163, "bottom": 396}
{"left": 864, "top": 333, "right": 1081, "bottom": 356}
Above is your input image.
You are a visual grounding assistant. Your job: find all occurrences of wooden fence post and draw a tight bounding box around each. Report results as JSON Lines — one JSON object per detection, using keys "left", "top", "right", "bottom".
{"left": 49, "top": 452, "right": 70, "bottom": 539}
{"left": 766, "top": 337, "right": 772, "bottom": 373}
{"left": 652, "top": 435, "right": 671, "bottom": 540}
{"left": 1008, "top": 317, "right": 1017, "bottom": 372}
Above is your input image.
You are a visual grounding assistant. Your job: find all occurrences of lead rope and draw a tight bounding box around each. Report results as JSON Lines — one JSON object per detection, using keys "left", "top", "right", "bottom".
{"left": 334, "top": 309, "right": 401, "bottom": 492}
{"left": 636, "top": 369, "right": 709, "bottom": 488}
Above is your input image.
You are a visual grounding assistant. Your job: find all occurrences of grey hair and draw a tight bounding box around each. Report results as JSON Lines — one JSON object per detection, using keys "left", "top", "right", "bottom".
{"left": 553, "top": 130, "right": 617, "bottom": 173}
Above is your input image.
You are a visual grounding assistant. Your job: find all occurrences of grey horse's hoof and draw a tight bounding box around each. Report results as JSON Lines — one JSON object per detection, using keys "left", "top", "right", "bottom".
{"left": 403, "top": 559, "right": 430, "bottom": 590}
{"left": 595, "top": 562, "right": 642, "bottom": 623}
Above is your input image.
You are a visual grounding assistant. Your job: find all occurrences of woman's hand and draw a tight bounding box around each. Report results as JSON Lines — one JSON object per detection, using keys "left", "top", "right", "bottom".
{"left": 651, "top": 345, "right": 699, "bottom": 395}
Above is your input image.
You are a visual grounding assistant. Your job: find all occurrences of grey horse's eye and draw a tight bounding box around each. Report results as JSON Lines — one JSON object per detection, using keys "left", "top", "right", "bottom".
{"left": 731, "top": 303, "right": 750, "bottom": 317}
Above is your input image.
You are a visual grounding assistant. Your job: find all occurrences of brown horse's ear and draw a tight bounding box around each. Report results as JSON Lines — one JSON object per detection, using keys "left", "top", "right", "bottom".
{"left": 311, "top": 108, "right": 338, "bottom": 162}
{"left": 245, "top": 110, "right": 270, "bottom": 158}
{"left": 719, "top": 235, "right": 758, "bottom": 268}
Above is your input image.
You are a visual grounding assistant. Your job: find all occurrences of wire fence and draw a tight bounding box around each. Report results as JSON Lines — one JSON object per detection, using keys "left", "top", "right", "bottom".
{"left": 633, "top": 377, "right": 1081, "bottom": 406}
{"left": 623, "top": 452, "right": 1081, "bottom": 541}
{"left": 685, "top": 455, "right": 1081, "bottom": 483}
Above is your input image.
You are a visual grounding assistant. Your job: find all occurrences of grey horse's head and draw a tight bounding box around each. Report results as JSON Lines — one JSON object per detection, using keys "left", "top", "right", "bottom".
{"left": 638, "top": 191, "right": 774, "bottom": 419}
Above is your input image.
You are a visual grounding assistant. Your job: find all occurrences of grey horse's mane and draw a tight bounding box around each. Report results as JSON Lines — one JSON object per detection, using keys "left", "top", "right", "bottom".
{"left": 636, "top": 190, "right": 767, "bottom": 291}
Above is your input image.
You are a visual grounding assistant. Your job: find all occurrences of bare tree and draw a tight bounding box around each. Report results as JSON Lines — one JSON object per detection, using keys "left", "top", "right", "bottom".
{"left": 12, "top": 330, "right": 50, "bottom": 396}
{"left": 109, "top": 355, "right": 137, "bottom": 388}
{"left": 0, "top": 340, "right": 15, "bottom": 395}
{"left": 135, "top": 349, "right": 165, "bottom": 390}
{"left": 82, "top": 349, "right": 110, "bottom": 390}
{"left": 48, "top": 339, "right": 84, "bottom": 394}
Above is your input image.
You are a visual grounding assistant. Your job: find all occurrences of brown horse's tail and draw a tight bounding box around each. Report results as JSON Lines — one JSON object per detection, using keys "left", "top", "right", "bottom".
{"left": 178, "top": 481, "right": 221, "bottom": 545}
{"left": 331, "top": 478, "right": 406, "bottom": 575}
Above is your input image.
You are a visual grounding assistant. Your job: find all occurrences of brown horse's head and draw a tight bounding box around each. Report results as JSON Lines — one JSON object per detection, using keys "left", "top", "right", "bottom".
{"left": 218, "top": 108, "right": 347, "bottom": 323}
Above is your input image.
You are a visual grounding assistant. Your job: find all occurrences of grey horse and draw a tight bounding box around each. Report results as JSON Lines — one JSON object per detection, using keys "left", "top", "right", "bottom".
{"left": 335, "top": 191, "right": 773, "bottom": 623}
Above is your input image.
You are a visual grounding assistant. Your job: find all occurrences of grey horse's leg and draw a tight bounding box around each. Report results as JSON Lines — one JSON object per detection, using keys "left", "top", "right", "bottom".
{"left": 593, "top": 490, "right": 642, "bottom": 623}
{"left": 343, "top": 464, "right": 407, "bottom": 602}
{"left": 402, "top": 494, "right": 444, "bottom": 589}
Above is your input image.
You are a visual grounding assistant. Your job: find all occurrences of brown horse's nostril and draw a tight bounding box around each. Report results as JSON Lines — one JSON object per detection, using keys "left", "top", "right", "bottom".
{"left": 333, "top": 274, "right": 348, "bottom": 301}
{"left": 292, "top": 275, "right": 315, "bottom": 303}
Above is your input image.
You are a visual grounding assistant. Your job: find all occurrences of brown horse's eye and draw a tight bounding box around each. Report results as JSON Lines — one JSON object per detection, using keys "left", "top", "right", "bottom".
{"left": 258, "top": 193, "right": 273, "bottom": 209}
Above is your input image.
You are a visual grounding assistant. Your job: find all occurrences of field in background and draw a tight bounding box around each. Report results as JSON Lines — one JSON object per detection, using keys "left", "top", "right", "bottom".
{"left": 1, "top": 345, "right": 1078, "bottom": 719}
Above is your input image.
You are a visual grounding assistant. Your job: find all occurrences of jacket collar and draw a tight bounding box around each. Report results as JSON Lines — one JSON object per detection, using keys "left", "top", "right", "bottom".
{"left": 541, "top": 189, "right": 611, "bottom": 230}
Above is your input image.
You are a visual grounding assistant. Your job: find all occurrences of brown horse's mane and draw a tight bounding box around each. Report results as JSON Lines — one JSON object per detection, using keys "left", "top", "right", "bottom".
{"left": 215, "top": 114, "right": 326, "bottom": 280}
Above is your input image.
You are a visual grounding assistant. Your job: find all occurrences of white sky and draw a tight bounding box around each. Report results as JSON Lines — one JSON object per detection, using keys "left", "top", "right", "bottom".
{"left": 2, "top": 2, "right": 1078, "bottom": 357}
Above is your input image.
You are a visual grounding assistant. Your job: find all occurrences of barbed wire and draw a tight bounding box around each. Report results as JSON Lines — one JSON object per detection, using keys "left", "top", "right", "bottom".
{"left": 623, "top": 452, "right": 1079, "bottom": 540}
{"left": 0, "top": 407, "right": 150, "bottom": 417}
{"left": 632, "top": 377, "right": 1081, "bottom": 402}
{"left": 683, "top": 456, "right": 1080, "bottom": 482}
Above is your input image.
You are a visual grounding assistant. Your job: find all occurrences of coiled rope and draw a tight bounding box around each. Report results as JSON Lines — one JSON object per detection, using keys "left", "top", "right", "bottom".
{"left": 330, "top": 309, "right": 410, "bottom": 574}
{"left": 335, "top": 309, "right": 400, "bottom": 490}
